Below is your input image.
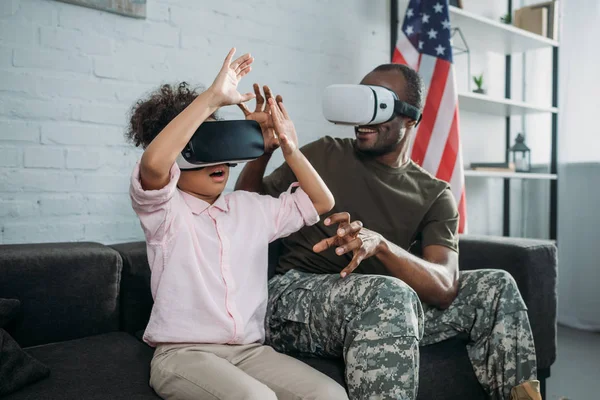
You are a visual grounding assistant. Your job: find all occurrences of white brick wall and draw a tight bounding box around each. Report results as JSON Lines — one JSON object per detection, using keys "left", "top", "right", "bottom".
{"left": 0, "top": 0, "right": 389, "bottom": 245}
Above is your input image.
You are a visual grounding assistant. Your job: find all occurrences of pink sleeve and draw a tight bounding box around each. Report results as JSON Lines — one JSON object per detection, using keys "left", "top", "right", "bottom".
{"left": 129, "top": 162, "right": 180, "bottom": 244}
{"left": 263, "top": 183, "right": 320, "bottom": 243}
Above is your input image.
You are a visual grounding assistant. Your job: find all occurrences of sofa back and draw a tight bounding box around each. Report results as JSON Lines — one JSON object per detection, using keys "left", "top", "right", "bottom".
{"left": 0, "top": 242, "right": 122, "bottom": 347}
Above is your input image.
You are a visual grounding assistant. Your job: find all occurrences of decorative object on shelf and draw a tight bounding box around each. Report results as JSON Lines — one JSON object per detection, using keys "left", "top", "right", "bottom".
{"left": 54, "top": 0, "right": 146, "bottom": 19}
{"left": 470, "top": 162, "right": 516, "bottom": 172}
{"left": 449, "top": 0, "right": 463, "bottom": 8}
{"left": 508, "top": 134, "right": 531, "bottom": 172}
{"left": 514, "top": 4, "right": 548, "bottom": 37}
{"left": 450, "top": 27, "right": 472, "bottom": 91}
{"left": 500, "top": 13, "right": 512, "bottom": 24}
{"left": 472, "top": 74, "right": 485, "bottom": 94}
{"left": 528, "top": 1, "right": 559, "bottom": 40}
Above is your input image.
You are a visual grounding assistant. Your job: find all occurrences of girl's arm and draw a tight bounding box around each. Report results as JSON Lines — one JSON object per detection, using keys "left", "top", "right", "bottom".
{"left": 268, "top": 98, "right": 335, "bottom": 215}
{"left": 140, "top": 48, "right": 255, "bottom": 190}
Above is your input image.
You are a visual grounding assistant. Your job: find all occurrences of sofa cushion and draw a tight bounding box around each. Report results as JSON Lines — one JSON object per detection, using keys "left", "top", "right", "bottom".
{"left": 294, "top": 336, "right": 486, "bottom": 400}
{"left": 0, "top": 299, "right": 50, "bottom": 397}
{"left": 0, "top": 298, "right": 21, "bottom": 327}
{"left": 0, "top": 330, "right": 50, "bottom": 397}
{"left": 0, "top": 242, "right": 122, "bottom": 348}
{"left": 3, "top": 332, "right": 160, "bottom": 400}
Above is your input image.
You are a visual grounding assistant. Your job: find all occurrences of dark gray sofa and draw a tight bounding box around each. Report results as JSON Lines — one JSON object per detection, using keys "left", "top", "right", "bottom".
{"left": 0, "top": 236, "right": 557, "bottom": 399}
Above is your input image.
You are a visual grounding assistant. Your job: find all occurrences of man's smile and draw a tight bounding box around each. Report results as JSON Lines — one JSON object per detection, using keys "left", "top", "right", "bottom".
{"left": 355, "top": 126, "right": 378, "bottom": 139}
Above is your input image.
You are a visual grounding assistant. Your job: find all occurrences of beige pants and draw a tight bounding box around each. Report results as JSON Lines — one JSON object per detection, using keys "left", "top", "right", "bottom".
{"left": 149, "top": 342, "right": 348, "bottom": 400}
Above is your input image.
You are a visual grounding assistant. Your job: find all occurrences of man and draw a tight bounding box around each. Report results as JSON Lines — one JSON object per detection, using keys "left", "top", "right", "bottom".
{"left": 235, "top": 66, "right": 540, "bottom": 400}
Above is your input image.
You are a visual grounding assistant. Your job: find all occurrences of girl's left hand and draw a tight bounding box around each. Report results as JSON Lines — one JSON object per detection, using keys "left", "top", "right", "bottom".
{"left": 268, "top": 97, "right": 299, "bottom": 157}
{"left": 209, "top": 48, "right": 255, "bottom": 107}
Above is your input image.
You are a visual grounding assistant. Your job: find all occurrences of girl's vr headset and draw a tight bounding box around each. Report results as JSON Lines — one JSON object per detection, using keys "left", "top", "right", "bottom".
{"left": 322, "top": 84, "right": 422, "bottom": 126}
{"left": 176, "top": 120, "right": 265, "bottom": 170}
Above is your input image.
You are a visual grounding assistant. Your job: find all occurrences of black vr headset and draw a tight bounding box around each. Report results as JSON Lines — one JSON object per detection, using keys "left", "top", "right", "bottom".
{"left": 176, "top": 120, "right": 265, "bottom": 170}
{"left": 322, "top": 84, "right": 422, "bottom": 126}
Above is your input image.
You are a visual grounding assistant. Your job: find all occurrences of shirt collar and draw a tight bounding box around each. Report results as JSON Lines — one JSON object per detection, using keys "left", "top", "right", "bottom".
{"left": 179, "top": 190, "right": 229, "bottom": 215}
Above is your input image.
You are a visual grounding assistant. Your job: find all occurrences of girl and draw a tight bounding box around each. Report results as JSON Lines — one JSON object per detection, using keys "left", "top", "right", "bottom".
{"left": 127, "top": 48, "right": 347, "bottom": 400}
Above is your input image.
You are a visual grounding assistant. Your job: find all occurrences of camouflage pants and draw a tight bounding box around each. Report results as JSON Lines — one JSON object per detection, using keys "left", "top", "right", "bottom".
{"left": 265, "top": 269, "right": 537, "bottom": 400}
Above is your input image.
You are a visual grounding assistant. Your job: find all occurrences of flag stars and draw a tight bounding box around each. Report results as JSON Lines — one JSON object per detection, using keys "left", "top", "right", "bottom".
{"left": 435, "top": 44, "right": 446, "bottom": 55}
{"left": 418, "top": 40, "right": 424, "bottom": 50}
{"left": 405, "top": 25, "right": 414, "bottom": 35}
{"left": 434, "top": 3, "right": 444, "bottom": 13}
{"left": 422, "top": 13, "right": 430, "bottom": 23}
{"left": 406, "top": 8, "right": 414, "bottom": 18}
{"left": 427, "top": 28, "right": 438, "bottom": 39}
{"left": 442, "top": 19, "right": 451, "bottom": 30}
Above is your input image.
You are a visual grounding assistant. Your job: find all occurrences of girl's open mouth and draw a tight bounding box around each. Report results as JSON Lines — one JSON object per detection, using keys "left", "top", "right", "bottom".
{"left": 208, "top": 166, "right": 226, "bottom": 183}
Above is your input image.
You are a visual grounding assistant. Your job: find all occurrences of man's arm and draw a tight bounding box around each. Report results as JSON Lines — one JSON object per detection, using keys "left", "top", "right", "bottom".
{"left": 235, "top": 153, "right": 272, "bottom": 193}
{"left": 314, "top": 190, "right": 460, "bottom": 309}
{"left": 376, "top": 241, "right": 459, "bottom": 309}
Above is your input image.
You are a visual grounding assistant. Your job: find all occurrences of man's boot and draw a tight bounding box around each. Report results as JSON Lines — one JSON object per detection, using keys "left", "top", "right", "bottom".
{"left": 510, "top": 380, "right": 542, "bottom": 400}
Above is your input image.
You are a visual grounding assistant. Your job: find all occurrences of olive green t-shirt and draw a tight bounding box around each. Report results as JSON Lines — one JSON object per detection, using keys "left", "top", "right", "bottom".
{"left": 263, "top": 136, "right": 459, "bottom": 276}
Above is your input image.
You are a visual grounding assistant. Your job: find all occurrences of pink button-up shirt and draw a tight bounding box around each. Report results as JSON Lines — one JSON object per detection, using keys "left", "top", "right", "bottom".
{"left": 130, "top": 163, "right": 319, "bottom": 347}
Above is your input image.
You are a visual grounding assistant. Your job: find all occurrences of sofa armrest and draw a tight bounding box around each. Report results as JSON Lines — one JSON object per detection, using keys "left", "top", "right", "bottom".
{"left": 0, "top": 242, "right": 121, "bottom": 347}
{"left": 458, "top": 235, "right": 557, "bottom": 370}
{"left": 109, "top": 242, "right": 152, "bottom": 335}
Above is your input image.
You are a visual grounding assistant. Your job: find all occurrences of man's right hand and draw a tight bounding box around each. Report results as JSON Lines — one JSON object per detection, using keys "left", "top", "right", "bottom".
{"left": 238, "top": 84, "right": 282, "bottom": 154}
{"left": 313, "top": 212, "right": 385, "bottom": 278}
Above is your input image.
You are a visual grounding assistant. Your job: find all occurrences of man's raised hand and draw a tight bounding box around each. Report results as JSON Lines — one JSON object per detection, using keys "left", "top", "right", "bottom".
{"left": 238, "top": 84, "right": 282, "bottom": 153}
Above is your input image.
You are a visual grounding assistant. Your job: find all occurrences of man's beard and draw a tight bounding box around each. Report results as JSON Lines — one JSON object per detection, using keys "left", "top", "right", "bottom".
{"left": 355, "top": 129, "right": 405, "bottom": 157}
{"left": 356, "top": 141, "right": 398, "bottom": 157}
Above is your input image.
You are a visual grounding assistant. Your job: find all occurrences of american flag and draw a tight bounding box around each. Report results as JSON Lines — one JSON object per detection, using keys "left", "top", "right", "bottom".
{"left": 393, "top": 0, "right": 467, "bottom": 233}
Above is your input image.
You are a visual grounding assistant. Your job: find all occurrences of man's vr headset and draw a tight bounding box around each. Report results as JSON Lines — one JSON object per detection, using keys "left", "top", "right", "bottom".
{"left": 322, "top": 84, "right": 422, "bottom": 126}
{"left": 176, "top": 120, "right": 265, "bottom": 170}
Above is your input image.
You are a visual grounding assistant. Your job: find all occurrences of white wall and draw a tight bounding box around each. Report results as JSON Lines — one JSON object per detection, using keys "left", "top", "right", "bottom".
{"left": 556, "top": 0, "right": 600, "bottom": 331}
{"left": 0, "top": 0, "right": 390, "bottom": 244}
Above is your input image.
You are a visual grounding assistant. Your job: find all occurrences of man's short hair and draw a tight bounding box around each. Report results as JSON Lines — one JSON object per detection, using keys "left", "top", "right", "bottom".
{"left": 373, "top": 64, "right": 424, "bottom": 112}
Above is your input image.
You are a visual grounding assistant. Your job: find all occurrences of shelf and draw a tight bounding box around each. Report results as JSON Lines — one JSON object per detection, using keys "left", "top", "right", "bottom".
{"left": 464, "top": 170, "right": 557, "bottom": 180}
{"left": 449, "top": 6, "right": 559, "bottom": 54}
{"left": 458, "top": 92, "right": 558, "bottom": 116}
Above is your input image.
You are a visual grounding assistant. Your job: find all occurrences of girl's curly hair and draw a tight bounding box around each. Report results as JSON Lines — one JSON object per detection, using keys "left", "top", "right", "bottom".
{"left": 126, "top": 82, "right": 217, "bottom": 149}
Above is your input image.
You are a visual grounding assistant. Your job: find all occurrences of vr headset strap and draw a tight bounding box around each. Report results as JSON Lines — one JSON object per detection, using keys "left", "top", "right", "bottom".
{"left": 394, "top": 100, "right": 422, "bottom": 125}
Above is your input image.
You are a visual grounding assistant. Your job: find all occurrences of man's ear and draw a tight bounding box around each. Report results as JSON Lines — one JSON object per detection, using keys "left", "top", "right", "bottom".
{"left": 405, "top": 119, "right": 418, "bottom": 128}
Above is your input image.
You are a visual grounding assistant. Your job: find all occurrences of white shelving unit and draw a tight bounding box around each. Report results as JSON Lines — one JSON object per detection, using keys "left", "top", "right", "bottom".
{"left": 464, "top": 170, "right": 557, "bottom": 180}
{"left": 458, "top": 92, "right": 557, "bottom": 117}
{"left": 449, "top": 6, "right": 558, "bottom": 54}
{"left": 447, "top": 4, "right": 560, "bottom": 239}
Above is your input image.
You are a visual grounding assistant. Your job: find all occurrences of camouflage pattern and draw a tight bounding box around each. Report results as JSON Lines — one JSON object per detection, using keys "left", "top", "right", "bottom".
{"left": 421, "top": 269, "right": 537, "bottom": 400}
{"left": 265, "top": 269, "right": 537, "bottom": 400}
{"left": 266, "top": 270, "right": 424, "bottom": 400}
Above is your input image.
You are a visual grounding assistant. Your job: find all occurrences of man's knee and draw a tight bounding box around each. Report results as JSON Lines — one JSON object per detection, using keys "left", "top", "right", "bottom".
{"left": 464, "top": 269, "right": 526, "bottom": 313}
{"left": 365, "top": 275, "right": 420, "bottom": 306}
{"left": 353, "top": 275, "right": 423, "bottom": 338}
{"left": 470, "top": 269, "right": 519, "bottom": 294}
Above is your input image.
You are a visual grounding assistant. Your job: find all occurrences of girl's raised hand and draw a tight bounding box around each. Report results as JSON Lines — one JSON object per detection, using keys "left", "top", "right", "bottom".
{"left": 209, "top": 48, "right": 255, "bottom": 107}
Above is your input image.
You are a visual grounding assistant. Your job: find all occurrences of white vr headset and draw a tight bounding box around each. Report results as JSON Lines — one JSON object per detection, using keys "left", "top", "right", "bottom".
{"left": 322, "top": 84, "right": 422, "bottom": 126}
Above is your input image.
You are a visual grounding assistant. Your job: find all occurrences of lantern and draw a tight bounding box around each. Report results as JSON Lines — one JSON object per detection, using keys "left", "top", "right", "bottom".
{"left": 509, "top": 134, "right": 531, "bottom": 172}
